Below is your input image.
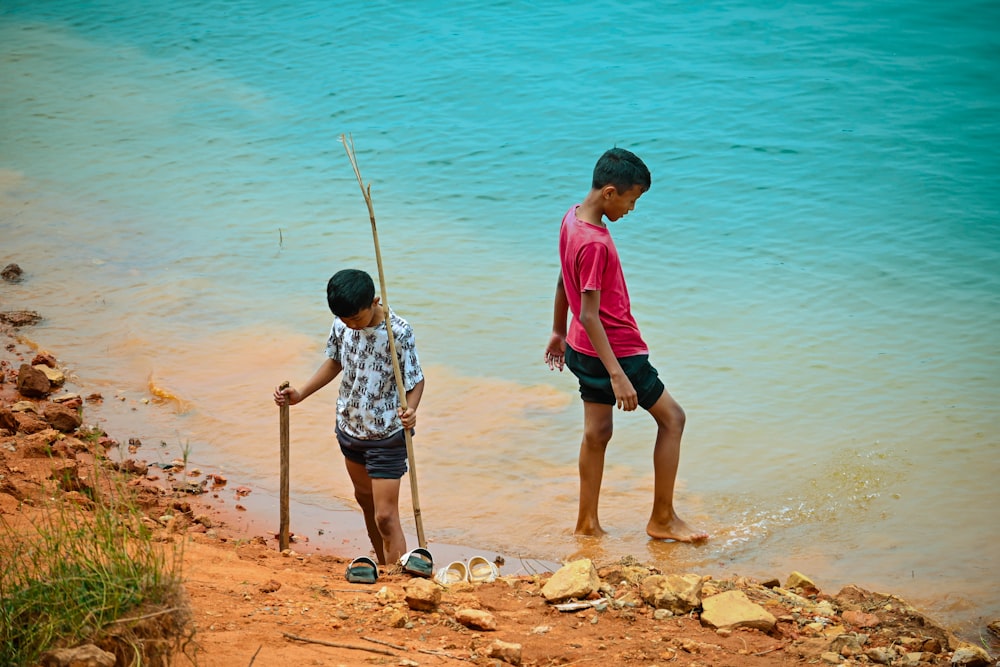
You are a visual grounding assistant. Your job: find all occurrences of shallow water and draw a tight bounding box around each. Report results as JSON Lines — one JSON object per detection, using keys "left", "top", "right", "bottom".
{"left": 1, "top": 0, "right": 998, "bottom": 633}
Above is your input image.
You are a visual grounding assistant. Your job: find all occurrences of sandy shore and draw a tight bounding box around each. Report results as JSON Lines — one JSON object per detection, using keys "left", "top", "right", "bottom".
{"left": 1, "top": 307, "right": 997, "bottom": 666}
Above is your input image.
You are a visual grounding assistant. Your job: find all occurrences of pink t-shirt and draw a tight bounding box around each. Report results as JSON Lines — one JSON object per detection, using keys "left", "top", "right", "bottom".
{"left": 559, "top": 205, "right": 648, "bottom": 358}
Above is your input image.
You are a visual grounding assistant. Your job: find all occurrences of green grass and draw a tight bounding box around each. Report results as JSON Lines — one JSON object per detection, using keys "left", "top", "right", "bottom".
{"left": 0, "top": 461, "right": 187, "bottom": 666}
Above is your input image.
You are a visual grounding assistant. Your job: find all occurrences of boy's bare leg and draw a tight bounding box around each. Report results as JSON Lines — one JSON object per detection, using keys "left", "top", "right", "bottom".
{"left": 576, "top": 401, "right": 614, "bottom": 536}
{"left": 344, "top": 458, "right": 386, "bottom": 563}
{"left": 645, "top": 390, "right": 709, "bottom": 542}
{"left": 371, "top": 477, "right": 406, "bottom": 565}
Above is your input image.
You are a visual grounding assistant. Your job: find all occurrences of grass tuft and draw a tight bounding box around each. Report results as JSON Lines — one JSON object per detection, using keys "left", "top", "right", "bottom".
{"left": 0, "top": 458, "right": 189, "bottom": 666}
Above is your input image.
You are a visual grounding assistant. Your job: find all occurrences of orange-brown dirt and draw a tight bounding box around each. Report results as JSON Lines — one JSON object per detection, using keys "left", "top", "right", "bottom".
{"left": 1, "top": 319, "right": 997, "bottom": 667}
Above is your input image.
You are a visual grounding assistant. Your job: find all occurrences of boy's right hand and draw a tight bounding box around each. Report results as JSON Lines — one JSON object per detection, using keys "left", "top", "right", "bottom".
{"left": 273, "top": 384, "right": 300, "bottom": 407}
{"left": 610, "top": 374, "right": 638, "bottom": 411}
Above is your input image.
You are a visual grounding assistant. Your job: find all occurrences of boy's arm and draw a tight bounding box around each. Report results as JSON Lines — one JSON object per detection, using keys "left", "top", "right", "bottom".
{"left": 545, "top": 273, "right": 568, "bottom": 371}
{"left": 273, "top": 357, "right": 342, "bottom": 406}
{"left": 398, "top": 377, "right": 425, "bottom": 430}
{"left": 578, "top": 289, "right": 638, "bottom": 411}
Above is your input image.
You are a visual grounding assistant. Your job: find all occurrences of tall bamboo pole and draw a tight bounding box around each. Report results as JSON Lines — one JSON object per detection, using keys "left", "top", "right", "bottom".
{"left": 341, "top": 134, "right": 426, "bottom": 548}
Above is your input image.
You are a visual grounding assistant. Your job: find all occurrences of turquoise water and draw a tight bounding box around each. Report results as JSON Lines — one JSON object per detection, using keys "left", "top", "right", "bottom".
{"left": 2, "top": 1, "right": 998, "bottom": 633}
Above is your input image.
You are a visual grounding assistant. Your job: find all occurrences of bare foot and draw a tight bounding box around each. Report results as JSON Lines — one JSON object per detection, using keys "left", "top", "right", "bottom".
{"left": 646, "top": 517, "right": 709, "bottom": 543}
{"left": 574, "top": 521, "right": 607, "bottom": 538}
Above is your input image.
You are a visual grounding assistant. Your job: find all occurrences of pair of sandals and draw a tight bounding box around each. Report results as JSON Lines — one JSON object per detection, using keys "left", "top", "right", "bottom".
{"left": 344, "top": 547, "right": 434, "bottom": 584}
{"left": 434, "top": 555, "right": 499, "bottom": 585}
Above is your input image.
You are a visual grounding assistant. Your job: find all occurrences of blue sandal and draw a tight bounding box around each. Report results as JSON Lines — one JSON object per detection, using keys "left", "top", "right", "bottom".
{"left": 399, "top": 547, "right": 434, "bottom": 578}
{"left": 345, "top": 556, "right": 379, "bottom": 584}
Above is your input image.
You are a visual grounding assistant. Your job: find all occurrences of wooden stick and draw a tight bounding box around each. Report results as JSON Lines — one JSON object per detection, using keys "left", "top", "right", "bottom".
{"left": 282, "top": 632, "right": 397, "bottom": 657}
{"left": 340, "top": 134, "right": 427, "bottom": 549}
{"left": 278, "top": 380, "right": 290, "bottom": 552}
{"left": 362, "top": 636, "right": 474, "bottom": 662}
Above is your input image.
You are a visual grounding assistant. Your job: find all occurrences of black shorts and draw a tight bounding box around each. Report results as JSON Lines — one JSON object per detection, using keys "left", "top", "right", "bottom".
{"left": 336, "top": 425, "right": 409, "bottom": 479}
{"left": 565, "top": 345, "right": 665, "bottom": 410}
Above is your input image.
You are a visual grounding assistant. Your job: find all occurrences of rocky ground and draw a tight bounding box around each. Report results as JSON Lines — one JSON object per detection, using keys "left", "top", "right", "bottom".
{"left": 2, "top": 267, "right": 998, "bottom": 666}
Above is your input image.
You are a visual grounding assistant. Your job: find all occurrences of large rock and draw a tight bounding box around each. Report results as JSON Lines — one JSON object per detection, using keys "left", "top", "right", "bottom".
{"left": 541, "top": 559, "right": 600, "bottom": 603}
{"left": 16, "top": 363, "right": 51, "bottom": 398}
{"left": 639, "top": 573, "right": 705, "bottom": 614}
{"left": 700, "top": 590, "right": 777, "bottom": 632}
{"left": 403, "top": 577, "right": 440, "bottom": 611}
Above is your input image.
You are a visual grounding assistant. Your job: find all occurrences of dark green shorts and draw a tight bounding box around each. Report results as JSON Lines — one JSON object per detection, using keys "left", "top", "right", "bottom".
{"left": 565, "top": 345, "right": 664, "bottom": 410}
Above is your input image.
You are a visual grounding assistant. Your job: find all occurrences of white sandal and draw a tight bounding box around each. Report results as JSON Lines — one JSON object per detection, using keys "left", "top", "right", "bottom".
{"left": 467, "top": 555, "right": 499, "bottom": 583}
{"left": 433, "top": 560, "right": 468, "bottom": 585}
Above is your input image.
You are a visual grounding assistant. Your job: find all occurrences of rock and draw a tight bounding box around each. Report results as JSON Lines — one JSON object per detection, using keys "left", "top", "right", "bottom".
{"left": 23, "top": 429, "right": 73, "bottom": 458}
{"left": 600, "top": 564, "right": 654, "bottom": 586}
{"left": 786, "top": 571, "right": 819, "bottom": 593}
{"left": 820, "top": 651, "right": 842, "bottom": 664}
{"left": 119, "top": 459, "right": 148, "bottom": 476}
{"left": 950, "top": 643, "right": 992, "bottom": 666}
{"left": 259, "top": 579, "right": 281, "bottom": 593}
{"left": 38, "top": 644, "right": 116, "bottom": 667}
{"left": 34, "top": 364, "right": 65, "bottom": 386}
{"left": 0, "top": 405, "right": 17, "bottom": 434}
{"left": 403, "top": 578, "right": 440, "bottom": 611}
{"left": 50, "top": 461, "right": 85, "bottom": 492}
{"left": 988, "top": 619, "right": 1000, "bottom": 637}
{"left": 488, "top": 639, "right": 522, "bottom": 666}
{"left": 700, "top": 589, "right": 777, "bottom": 632}
{"left": 455, "top": 608, "right": 497, "bottom": 631}
{"left": 922, "top": 637, "right": 944, "bottom": 653}
{"left": 16, "top": 363, "right": 51, "bottom": 398}
{"left": 639, "top": 573, "right": 704, "bottom": 614}
{"left": 0, "top": 310, "right": 42, "bottom": 327}
{"left": 379, "top": 606, "right": 408, "bottom": 628}
{"left": 865, "top": 645, "right": 898, "bottom": 664}
{"left": 541, "top": 559, "right": 600, "bottom": 603}
{"left": 1, "top": 263, "right": 23, "bottom": 282}
{"left": 32, "top": 352, "right": 58, "bottom": 368}
{"left": 842, "top": 609, "right": 880, "bottom": 628}
{"left": 44, "top": 403, "right": 82, "bottom": 433}
{"left": 15, "top": 411, "right": 48, "bottom": 434}
{"left": 829, "top": 632, "right": 867, "bottom": 657}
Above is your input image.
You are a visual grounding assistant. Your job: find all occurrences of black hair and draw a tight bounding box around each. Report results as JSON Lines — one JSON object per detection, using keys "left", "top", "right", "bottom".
{"left": 591, "top": 147, "right": 651, "bottom": 194}
{"left": 326, "top": 269, "right": 375, "bottom": 317}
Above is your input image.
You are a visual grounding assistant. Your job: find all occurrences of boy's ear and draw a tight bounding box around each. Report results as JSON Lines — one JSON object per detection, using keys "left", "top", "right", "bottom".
{"left": 601, "top": 185, "right": 618, "bottom": 200}
{"left": 372, "top": 296, "right": 381, "bottom": 309}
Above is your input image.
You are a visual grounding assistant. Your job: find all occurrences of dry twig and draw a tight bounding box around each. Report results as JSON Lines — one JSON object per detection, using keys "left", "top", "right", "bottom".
{"left": 282, "top": 632, "right": 397, "bottom": 657}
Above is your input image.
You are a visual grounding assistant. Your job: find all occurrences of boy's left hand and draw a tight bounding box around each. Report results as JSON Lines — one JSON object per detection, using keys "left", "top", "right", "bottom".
{"left": 398, "top": 406, "right": 417, "bottom": 430}
{"left": 544, "top": 333, "right": 566, "bottom": 371}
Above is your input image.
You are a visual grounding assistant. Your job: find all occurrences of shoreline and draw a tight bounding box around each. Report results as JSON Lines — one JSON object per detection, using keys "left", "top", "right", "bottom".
{"left": 2, "top": 306, "right": 998, "bottom": 665}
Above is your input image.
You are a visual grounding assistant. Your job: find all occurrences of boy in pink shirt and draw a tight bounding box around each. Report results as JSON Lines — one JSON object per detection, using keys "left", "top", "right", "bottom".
{"left": 545, "top": 148, "right": 708, "bottom": 543}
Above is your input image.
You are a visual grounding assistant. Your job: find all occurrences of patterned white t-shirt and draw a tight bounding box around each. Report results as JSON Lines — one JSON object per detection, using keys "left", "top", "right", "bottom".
{"left": 325, "top": 308, "right": 424, "bottom": 440}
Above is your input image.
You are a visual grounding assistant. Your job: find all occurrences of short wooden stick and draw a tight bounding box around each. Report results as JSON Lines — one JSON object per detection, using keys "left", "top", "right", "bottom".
{"left": 278, "top": 380, "right": 290, "bottom": 552}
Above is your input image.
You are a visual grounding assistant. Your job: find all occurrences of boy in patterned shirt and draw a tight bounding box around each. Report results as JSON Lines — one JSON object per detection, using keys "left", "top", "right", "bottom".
{"left": 274, "top": 269, "right": 425, "bottom": 566}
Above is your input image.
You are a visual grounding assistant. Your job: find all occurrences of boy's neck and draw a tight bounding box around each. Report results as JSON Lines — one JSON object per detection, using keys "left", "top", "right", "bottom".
{"left": 576, "top": 190, "right": 608, "bottom": 228}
